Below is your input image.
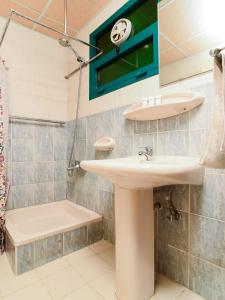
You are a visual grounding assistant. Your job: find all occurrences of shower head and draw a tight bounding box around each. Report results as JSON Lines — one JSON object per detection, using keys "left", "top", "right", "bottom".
{"left": 59, "top": 37, "right": 85, "bottom": 64}
{"left": 58, "top": 37, "right": 70, "bottom": 47}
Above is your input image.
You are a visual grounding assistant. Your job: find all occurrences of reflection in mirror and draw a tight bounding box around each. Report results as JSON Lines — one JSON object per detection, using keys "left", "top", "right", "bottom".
{"left": 159, "top": 0, "right": 225, "bottom": 86}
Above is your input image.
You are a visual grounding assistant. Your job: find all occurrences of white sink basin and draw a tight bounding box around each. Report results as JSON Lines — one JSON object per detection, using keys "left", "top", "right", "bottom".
{"left": 81, "top": 155, "right": 204, "bottom": 189}
{"left": 80, "top": 156, "right": 204, "bottom": 300}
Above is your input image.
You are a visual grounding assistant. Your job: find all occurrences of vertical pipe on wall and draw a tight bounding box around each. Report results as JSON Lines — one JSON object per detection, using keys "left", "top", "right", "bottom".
{"left": 64, "top": 0, "right": 68, "bottom": 35}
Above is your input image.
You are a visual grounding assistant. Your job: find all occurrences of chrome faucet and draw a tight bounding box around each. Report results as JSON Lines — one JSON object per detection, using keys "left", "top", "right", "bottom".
{"left": 138, "top": 146, "right": 153, "bottom": 161}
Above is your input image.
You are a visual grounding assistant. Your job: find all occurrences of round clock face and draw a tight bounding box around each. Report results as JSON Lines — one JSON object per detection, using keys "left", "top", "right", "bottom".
{"left": 110, "top": 18, "right": 132, "bottom": 46}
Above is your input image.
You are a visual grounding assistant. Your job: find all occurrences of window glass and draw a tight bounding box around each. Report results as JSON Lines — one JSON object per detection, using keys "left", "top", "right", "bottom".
{"left": 97, "top": 39, "right": 154, "bottom": 86}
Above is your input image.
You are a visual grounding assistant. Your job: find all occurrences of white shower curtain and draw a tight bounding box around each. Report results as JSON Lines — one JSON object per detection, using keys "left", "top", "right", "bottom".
{"left": 0, "top": 58, "right": 9, "bottom": 253}
{"left": 200, "top": 50, "right": 225, "bottom": 169}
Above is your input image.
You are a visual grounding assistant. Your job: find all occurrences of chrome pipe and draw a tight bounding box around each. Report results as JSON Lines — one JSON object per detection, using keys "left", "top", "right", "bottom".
{"left": 64, "top": 51, "right": 103, "bottom": 79}
{"left": 0, "top": 10, "right": 13, "bottom": 48}
{"left": 9, "top": 115, "right": 65, "bottom": 126}
{"left": 63, "top": 0, "right": 68, "bottom": 35}
{"left": 0, "top": 9, "right": 102, "bottom": 53}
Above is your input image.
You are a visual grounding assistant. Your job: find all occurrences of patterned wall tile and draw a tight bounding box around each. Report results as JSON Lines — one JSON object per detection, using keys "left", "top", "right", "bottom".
{"left": 54, "top": 126, "right": 67, "bottom": 161}
{"left": 190, "top": 214, "right": 225, "bottom": 268}
{"left": 158, "top": 112, "right": 189, "bottom": 132}
{"left": 157, "top": 241, "right": 188, "bottom": 287}
{"left": 54, "top": 161, "right": 67, "bottom": 181}
{"left": 34, "top": 233, "right": 63, "bottom": 266}
{"left": 114, "top": 136, "right": 133, "bottom": 158}
{"left": 54, "top": 180, "right": 67, "bottom": 201}
{"left": 114, "top": 106, "right": 134, "bottom": 137}
{"left": 87, "top": 221, "right": 103, "bottom": 245}
{"left": 77, "top": 117, "right": 87, "bottom": 140}
{"left": 17, "top": 243, "right": 34, "bottom": 274}
{"left": 103, "top": 218, "right": 115, "bottom": 244}
{"left": 63, "top": 227, "right": 87, "bottom": 255}
{"left": 190, "top": 84, "right": 212, "bottom": 130}
{"left": 12, "top": 184, "right": 34, "bottom": 208}
{"left": 191, "top": 174, "right": 225, "bottom": 221}
{"left": 34, "top": 162, "right": 54, "bottom": 183}
{"left": 157, "top": 131, "right": 189, "bottom": 156}
{"left": 34, "top": 138, "right": 53, "bottom": 161}
{"left": 190, "top": 130, "right": 207, "bottom": 157}
{"left": 12, "top": 139, "right": 33, "bottom": 162}
{"left": 134, "top": 120, "right": 157, "bottom": 135}
{"left": 33, "top": 182, "right": 54, "bottom": 205}
{"left": 12, "top": 122, "right": 34, "bottom": 139}
{"left": 97, "top": 190, "right": 114, "bottom": 220}
{"left": 189, "top": 256, "right": 215, "bottom": 300}
{"left": 157, "top": 209, "right": 189, "bottom": 251}
{"left": 12, "top": 162, "right": 34, "bottom": 186}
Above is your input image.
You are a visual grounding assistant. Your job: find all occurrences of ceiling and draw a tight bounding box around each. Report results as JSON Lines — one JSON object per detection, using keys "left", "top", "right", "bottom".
{"left": 0, "top": 0, "right": 110, "bottom": 39}
{"left": 159, "top": 0, "right": 225, "bottom": 66}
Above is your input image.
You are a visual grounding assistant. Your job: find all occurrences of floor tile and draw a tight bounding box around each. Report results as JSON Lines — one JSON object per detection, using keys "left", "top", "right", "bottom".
{"left": 62, "top": 285, "right": 104, "bottom": 300}
{"left": 2, "top": 282, "right": 51, "bottom": 300}
{"left": 177, "top": 288, "right": 205, "bottom": 300}
{"left": 89, "top": 240, "right": 113, "bottom": 254}
{"left": 43, "top": 266, "right": 86, "bottom": 300}
{"left": 99, "top": 247, "right": 115, "bottom": 268}
{"left": 0, "top": 270, "right": 39, "bottom": 297}
{"left": 150, "top": 274, "right": 186, "bottom": 300}
{"left": 0, "top": 255, "right": 15, "bottom": 281}
{"left": 34, "top": 256, "right": 69, "bottom": 279}
{"left": 74, "top": 254, "right": 111, "bottom": 281}
{"left": 65, "top": 247, "right": 95, "bottom": 266}
{"left": 90, "top": 269, "right": 116, "bottom": 300}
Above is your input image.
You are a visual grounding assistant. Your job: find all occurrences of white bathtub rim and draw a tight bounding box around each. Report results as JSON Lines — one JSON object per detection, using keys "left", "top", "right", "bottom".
{"left": 6, "top": 200, "right": 102, "bottom": 247}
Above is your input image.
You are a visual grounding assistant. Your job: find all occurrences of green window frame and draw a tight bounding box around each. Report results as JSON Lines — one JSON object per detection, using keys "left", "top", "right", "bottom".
{"left": 89, "top": 0, "right": 159, "bottom": 100}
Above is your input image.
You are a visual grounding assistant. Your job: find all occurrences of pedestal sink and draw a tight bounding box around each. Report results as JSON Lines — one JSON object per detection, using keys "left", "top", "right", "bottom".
{"left": 80, "top": 156, "right": 204, "bottom": 300}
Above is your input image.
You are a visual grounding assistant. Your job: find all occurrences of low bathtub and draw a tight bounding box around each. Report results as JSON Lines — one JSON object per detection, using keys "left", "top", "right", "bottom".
{"left": 5, "top": 200, "right": 103, "bottom": 274}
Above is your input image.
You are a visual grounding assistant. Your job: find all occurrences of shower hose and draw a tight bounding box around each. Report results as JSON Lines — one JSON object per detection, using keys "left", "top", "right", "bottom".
{"left": 67, "top": 61, "right": 84, "bottom": 177}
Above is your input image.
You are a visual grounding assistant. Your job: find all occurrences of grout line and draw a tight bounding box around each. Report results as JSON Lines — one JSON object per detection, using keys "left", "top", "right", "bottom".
{"left": 159, "top": 32, "right": 187, "bottom": 56}
{"left": 10, "top": 0, "right": 41, "bottom": 14}
{"left": 187, "top": 184, "right": 191, "bottom": 288}
{"left": 190, "top": 253, "right": 225, "bottom": 272}
{"left": 32, "top": 0, "right": 53, "bottom": 30}
{"left": 190, "top": 212, "right": 225, "bottom": 223}
{"left": 41, "top": 15, "right": 79, "bottom": 34}
{"left": 158, "top": 0, "right": 176, "bottom": 11}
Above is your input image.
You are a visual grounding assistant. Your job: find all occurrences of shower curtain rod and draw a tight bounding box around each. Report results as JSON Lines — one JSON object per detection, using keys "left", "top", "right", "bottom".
{"left": 0, "top": 9, "right": 103, "bottom": 78}
{"left": 9, "top": 115, "right": 65, "bottom": 126}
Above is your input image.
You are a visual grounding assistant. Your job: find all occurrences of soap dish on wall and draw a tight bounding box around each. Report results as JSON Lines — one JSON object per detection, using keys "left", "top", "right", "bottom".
{"left": 123, "top": 92, "right": 204, "bottom": 121}
{"left": 94, "top": 137, "right": 115, "bottom": 151}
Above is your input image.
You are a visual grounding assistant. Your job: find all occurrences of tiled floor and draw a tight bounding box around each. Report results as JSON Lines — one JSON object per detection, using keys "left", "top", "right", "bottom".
{"left": 0, "top": 240, "right": 205, "bottom": 300}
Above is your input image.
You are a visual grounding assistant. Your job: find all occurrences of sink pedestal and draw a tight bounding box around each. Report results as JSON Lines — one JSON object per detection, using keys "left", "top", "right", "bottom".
{"left": 115, "top": 186, "right": 154, "bottom": 300}
{"left": 80, "top": 155, "right": 204, "bottom": 300}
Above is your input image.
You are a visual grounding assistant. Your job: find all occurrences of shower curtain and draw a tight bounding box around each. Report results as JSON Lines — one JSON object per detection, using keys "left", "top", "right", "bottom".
{"left": 200, "top": 50, "right": 225, "bottom": 168}
{"left": 0, "top": 58, "right": 9, "bottom": 254}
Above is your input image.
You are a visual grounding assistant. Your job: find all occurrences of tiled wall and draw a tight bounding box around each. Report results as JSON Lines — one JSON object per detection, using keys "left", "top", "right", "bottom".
{"left": 7, "top": 121, "right": 67, "bottom": 209}
{"left": 6, "top": 220, "right": 103, "bottom": 274}
{"left": 67, "top": 82, "right": 225, "bottom": 300}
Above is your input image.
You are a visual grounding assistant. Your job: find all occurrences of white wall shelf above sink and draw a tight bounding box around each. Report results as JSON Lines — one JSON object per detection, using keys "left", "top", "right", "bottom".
{"left": 123, "top": 92, "right": 204, "bottom": 121}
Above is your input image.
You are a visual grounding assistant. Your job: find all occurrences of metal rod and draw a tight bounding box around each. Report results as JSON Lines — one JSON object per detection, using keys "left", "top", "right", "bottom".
{"left": 0, "top": 9, "right": 102, "bottom": 52}
{"left": 64, "top": 0, "right": 67, "bottom": 35}
{"left": 9, "top": 115, "right": 65, "bottom": 126}
{"left": 0, "top": 10, "right": 13, "bottom": 48}
{"left": 65, "top": 51, "right": 103, "bottom": 79}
